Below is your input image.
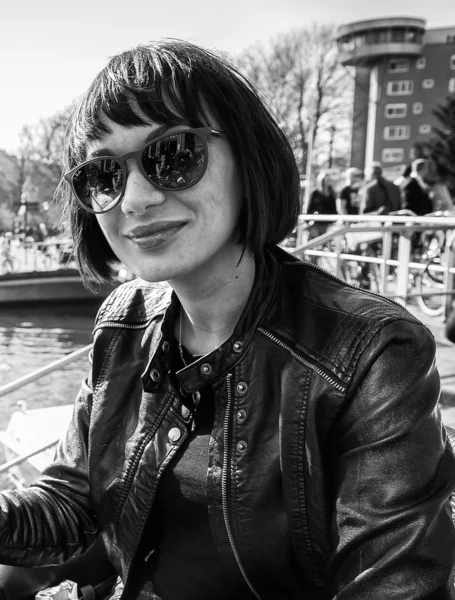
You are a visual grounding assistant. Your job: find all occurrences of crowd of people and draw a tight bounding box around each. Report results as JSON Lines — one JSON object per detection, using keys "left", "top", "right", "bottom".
{"left": 307, "top": 158, "right": 454, "bottom": 225}
{"left": 306, "top": 157, "right": 455, "bottom": 343}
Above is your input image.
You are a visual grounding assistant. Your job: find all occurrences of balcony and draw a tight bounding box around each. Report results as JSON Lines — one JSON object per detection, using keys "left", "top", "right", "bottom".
{"left": 337, "top": 17, "right": 426, "bottom": 66}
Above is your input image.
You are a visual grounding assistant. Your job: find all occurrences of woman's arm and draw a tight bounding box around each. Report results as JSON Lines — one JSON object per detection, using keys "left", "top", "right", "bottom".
{"left": 0, "top": 376, "right": 98, "bottom": 567}
{"left": 330, "top": 320, "right": 455, "bottom": 599}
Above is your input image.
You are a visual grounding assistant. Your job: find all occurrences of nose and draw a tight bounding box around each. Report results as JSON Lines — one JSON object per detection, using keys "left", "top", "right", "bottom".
{"left": 120, "top": 160, "right": 166, "bottom": 216}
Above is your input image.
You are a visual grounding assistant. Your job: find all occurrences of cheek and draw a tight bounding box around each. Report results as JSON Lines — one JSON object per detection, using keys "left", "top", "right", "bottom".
{"left": 95, "top": 215, "right": 120, "bottom": 248}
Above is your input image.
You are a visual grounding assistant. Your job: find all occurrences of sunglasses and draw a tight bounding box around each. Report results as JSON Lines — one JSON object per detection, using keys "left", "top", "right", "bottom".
{"left": 64, "top": 127, "right": 222, "bottom": 214}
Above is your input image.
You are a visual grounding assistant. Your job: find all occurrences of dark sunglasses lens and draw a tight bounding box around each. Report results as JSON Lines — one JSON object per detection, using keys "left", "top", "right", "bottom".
{"left": 73, "top": 159, "right": 124, "bottom": 213}
{"left": 142, "top": 132, "right": 206, "bottom": 189}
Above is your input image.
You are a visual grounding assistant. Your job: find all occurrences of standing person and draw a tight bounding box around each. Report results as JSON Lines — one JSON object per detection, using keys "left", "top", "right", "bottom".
{"left": 306, "top": 171, "right": 337, "bottom": 238}
{"left": 430, "top": 177, "right": 454, "bottom": 212}
{"left": 0, "top": 40, "right": 454, "bottom": 600}
{"left": 336, "top": 167, "right": 363, "bottom": 215}
{"left": 403, "top": 158, "right": 433, "bottom": 215}
{"left": 360, "top": 161, "right": 402, "bottom": 215}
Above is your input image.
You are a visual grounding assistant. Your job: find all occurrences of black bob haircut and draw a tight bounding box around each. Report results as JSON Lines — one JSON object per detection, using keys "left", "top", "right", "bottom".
{"left": 58, "top": 39, "right": 301, "bottom": 287}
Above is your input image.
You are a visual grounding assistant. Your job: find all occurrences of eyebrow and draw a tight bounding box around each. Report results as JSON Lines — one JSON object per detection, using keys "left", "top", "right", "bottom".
{"left": 87, "top": 124, "right": 173, "bottom": 159}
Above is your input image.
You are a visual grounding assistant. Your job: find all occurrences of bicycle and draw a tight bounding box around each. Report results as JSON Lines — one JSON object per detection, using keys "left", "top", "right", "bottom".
{"left": 0, "top": 247, "right": 19, "bottom": 275}
{"left": 413, "top": 227, "right": 455, "bottom": 317}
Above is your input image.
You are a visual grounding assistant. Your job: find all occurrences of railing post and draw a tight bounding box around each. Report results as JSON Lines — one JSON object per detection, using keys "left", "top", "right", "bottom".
{"left": 444, "top": 233, "right": 455, "bottom": 319}
{"left": 380, "top": 227, "right": 392, "bottom": 296}
{"left": 296, "top": 215, "right": 308, "bottom": 248}
{"left": 335, "top": 233, "right": 343, "bottom": 279}
{"left": 396, "top": 228, "right": 412, "bottom": 306}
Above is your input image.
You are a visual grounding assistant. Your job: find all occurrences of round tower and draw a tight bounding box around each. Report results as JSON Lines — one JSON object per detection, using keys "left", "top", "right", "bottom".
{"left": 336, "top": 17, "right": 427, "bottom": 175}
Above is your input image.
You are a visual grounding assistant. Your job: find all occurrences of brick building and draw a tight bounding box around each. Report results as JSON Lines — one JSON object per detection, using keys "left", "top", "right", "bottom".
{"left": 336, "top": 17, "right": 455, "bottom": 179}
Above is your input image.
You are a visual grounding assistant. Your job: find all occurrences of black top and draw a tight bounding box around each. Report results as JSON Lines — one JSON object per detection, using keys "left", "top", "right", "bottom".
{"left": 402, "top": 177, "right": 432, "bottom": 216}
{"left": 338, "top": 184, "right": 361, "bottom": 214}
{"left": 307, "top": 189, "right": 337, "bottom": 215}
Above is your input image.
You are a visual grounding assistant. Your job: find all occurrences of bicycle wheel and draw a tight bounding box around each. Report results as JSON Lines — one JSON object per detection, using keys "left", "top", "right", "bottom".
{"left": 415, "top": 256, "right": 445, "bottom": 317}
{"left": 340, "top": 259, "right": 359, "bottom": 286}
{"left": 341, "top": 244, "right": 381, "bottom": 292}
{"left": 4, "top": 257, "right": 19, "bottom": 274}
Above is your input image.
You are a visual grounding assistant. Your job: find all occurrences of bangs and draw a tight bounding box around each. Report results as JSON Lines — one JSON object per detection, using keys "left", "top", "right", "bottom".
{"left": 66, "top": 43, "right": 214, "bottom": 169}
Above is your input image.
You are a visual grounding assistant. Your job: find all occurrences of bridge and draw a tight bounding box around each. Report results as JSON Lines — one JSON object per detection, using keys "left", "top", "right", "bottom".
{"left": 0, "top": 237, "right": 125, "bottom": 304}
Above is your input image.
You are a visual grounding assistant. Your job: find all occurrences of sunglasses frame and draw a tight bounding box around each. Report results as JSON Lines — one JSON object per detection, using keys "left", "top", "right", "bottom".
{"left": 63, "top": 126, "right": 222, "bottom": 214}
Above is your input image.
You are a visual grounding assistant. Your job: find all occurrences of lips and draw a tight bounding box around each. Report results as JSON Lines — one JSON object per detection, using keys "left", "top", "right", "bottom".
{"left": 126, "top": 220, "right": 187, "bottom": 239}
{"left": 125, "top": 220, "right": 187, "bottom": 249}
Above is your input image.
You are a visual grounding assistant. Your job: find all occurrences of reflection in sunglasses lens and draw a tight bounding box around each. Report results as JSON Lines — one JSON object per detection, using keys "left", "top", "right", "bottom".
{"left": 74, "top": 160, "right": 123, "bottom": 211}
{"left": 142, "top": 132, "right": 205, "bottom": 189}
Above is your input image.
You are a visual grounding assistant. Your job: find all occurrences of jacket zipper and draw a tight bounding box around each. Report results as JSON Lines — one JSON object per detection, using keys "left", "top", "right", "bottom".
{"left": 222, "top": 374, "right": 262, "bottom": 600}
{"left": 258, "top": 327, "right": 346, "bottom": 393}
{"left": 307, "top": 259, "right": 410, "bottom": 310}
{"left": 93, "top": 320, "right": 149, "bottom": 333}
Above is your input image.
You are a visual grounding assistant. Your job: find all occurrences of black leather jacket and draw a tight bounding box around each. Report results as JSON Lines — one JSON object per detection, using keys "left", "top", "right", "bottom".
{"left": 0, "top": 247, "right": 454, "bottom": 599}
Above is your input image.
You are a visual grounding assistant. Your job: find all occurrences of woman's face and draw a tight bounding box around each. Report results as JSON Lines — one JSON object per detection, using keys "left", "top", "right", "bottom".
{"left": 87, "top": 116, "right": 243, "bottom": 284}
{"left": 323, "top": 177, "right": 332, "bottom": 194}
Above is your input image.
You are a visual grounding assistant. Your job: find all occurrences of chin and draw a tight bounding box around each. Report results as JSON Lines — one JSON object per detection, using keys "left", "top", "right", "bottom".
{"left": 132, "top": 262, "right": 191, "bottom": 284}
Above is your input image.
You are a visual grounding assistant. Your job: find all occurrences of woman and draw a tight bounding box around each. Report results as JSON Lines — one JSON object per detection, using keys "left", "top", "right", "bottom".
{"left": 0, "top": 40, "right": 454, "bottom": 600}
{"left": 306, "top": 172, "right": 337, "bottom": 239}
{"left": 430, "top": 178, "right": 454, "bottom": 212}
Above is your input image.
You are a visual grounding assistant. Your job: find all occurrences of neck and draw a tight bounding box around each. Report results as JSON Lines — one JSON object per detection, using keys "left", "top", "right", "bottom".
{"left": 172, "top": 248, "right": 256, "bottom": 356}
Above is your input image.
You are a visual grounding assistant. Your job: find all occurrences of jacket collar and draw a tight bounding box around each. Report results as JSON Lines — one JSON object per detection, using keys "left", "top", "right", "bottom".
{"left": 95, "top": 247, "right": 291, "bottom": 394}
{"left": 145, "top": 249, "right": 284, "bottom": 394}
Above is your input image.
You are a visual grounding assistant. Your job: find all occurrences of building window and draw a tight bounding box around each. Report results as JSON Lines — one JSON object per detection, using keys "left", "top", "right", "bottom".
{"left": 382, "top": 148, "right": 405, "bottom": 163}
{"left": 449, "top": 78, "right": 455, "bottom": 93}
{"left": 384, "top": 125, "right": 411, "bottom": 141}
{"left": 387, "top": 80, "right": 414, "bottom": 95}
{"left": 416, "top": 57, "right": 426, "bottom": 69}
{"left": 384, "top": 103, "right": 408, "bottom": 118}
{"left": 451, "top": 55, "right": 455, "bottom": 69}
{"left": 413, "top": 102, "right": 423, "bottom": 114}
{"left": 419, "top": 124, "right": 432, "bottom": 134}
{"left": 447, "top": 35, "right": 455, "bottom": 44}
{"left": 388, "top": 59, "right": 409, "bottom": 73}
{"left": 409, "top": 148, "right": 416, "bottom": 160}
{"left": 422, "top": 79, "right": 434, "bottom": 89}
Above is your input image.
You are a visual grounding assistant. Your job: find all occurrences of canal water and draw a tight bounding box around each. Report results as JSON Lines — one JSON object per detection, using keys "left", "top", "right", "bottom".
{"left": 0, "top": 302, "right": 101, "bottom": 432}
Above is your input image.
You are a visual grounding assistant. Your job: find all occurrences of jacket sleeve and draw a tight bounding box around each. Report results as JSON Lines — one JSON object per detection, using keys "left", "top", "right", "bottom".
{"left": 329, "top": 319, "right": 455, "bottom": 599}
{"left": 0, "top": 375, "right": 98, "bottom": 567}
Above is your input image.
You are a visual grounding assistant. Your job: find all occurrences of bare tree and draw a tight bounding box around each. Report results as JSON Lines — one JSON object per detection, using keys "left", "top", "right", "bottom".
{"left": 12, "top": 108, "right": 70, "bottom": 229}
{"left": 235, "top": 24, "right": 353, "bottom": 175}
{"left": 15, "top": 125, "right": 35, "bottom": 207}
{"left": 18, "top": 108, "right": 70, "bottom": 178}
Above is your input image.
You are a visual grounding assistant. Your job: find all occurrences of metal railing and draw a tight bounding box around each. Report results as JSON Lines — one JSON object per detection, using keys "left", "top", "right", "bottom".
{"left": 289, "top": 213, "right": 455, "bottom": 318}
{"left": 0, "top": 344, "right": 92, "bottom": 478}
{"left": 1, "top": 214, "right": 454, "bottom": 479}
{"left": 0, "top": 237, "right": 75, "bottom": 274}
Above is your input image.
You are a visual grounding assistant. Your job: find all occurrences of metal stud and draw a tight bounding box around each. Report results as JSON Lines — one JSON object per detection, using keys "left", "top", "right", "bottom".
{"left": 168, "top": 427, "right": 182, "bottom": 443}
{"left": 200, "top": 363, "right": 212, "bottom": 375}
{"left": 237, "top": 409, "right": 247, "bottom": 423}
{"left": 181, "top": 405, "right": 191, "bottom": 419}
{"left": 150, "top": 369, "right": 161, "bottom": 382}
{"left": 237, "top": 382, "right": 248, "bottom": 395}
{"left": 237, "top": 441, "right": 247, "bottom": 453}
{"left": 233, "top": 341, "right": 243, "bottom": 353}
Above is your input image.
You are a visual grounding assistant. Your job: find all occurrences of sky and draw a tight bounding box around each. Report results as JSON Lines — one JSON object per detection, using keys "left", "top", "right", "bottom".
{"left": 1, "top": 0, "right": 453, "bottom": 154}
